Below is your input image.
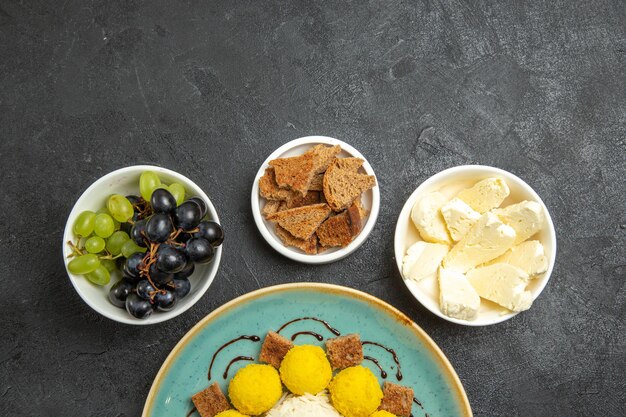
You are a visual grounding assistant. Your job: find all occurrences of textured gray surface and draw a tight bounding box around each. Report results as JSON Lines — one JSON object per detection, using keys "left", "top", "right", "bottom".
{"left": 1, "top": 1, "right": 625, "bottom": 416}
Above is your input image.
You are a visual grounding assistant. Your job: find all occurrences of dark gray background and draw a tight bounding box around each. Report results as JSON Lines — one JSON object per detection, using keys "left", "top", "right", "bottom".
{"left": 1, "top": 1, "right": 624, "bottom": 416}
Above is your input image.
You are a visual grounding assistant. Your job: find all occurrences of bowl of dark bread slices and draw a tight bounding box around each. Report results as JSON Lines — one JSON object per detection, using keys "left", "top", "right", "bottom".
{"left": 251, "top": 136, "right": 380, "bottom": 264}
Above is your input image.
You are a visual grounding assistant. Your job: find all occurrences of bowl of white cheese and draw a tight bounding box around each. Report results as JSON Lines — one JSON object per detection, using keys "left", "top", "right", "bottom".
{"left": 394, "top": 165, "right": 556, "bottom": 326}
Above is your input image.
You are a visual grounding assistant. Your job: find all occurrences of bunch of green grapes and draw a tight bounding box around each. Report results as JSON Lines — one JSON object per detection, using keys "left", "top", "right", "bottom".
{"left": 67, "top": 172, "right": 187, "bottom": 288}
{"left": 67, "top": 195, "right": 146, "bottom": 285}
{"left": 67, "top": 171, "right": 227, "bottom": 320}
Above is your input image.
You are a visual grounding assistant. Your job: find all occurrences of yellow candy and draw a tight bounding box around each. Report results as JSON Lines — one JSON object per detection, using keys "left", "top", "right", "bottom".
{"left": 214, "top": 411, "right": 249, "bottom": 417}
{"left": 329, "top": 366, "right": 383, "bottom": 417}
{"left": 228, "top": 364, "right": 282, "bottom": 415}
{"left": 279, "top": 345, "right": 332, "bottom": 395}
{"left": 369, "top": 411, "right": 397, "bottom": 417}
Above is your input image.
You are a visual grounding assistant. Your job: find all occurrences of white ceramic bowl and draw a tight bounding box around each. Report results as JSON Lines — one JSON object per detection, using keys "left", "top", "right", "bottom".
{"left": 62, "top": 165, "right": 223, "bottom": 325}
{"left": 251, "top": 136, "right": 380, "bottom": 264}
{"left": 394, "top": 165, "right": 557, "bottom": 326}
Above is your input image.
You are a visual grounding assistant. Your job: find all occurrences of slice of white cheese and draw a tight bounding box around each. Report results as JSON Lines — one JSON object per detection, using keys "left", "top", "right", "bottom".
{"left": 438, "top": 267, "right": 480, "bottom": 320}
{"left": 487, "top": 240, "right": 548, "bottom": 277}
{"left": 467, "top": 263, "right": 532, "bottom": 312}
{"left": 493, "top": 200, "right": 544, "bottom": 245}
{"left": 457, "top": 177, "right": 510, "bottom": 213}
{"left": 410, "top": 192, "right": 452, "bottom": 244}
{"left": 402, "top": 241, "right": 449, "bottom": 282}
{"left": 441, "top": 198, "right": 481, "bottom": 241}
{"left": 443, "top": 212, "right": 517, "bottom": 273}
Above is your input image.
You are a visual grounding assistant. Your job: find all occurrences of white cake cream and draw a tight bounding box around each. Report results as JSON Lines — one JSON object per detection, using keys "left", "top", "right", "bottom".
{"left": 410, "top": 191, "right": 452, "bottom": 244}
{"left": 438, "top": 267, "right": 480, "bottom": 320}
{"left": 441, "top": 197, "right": 481, "bottom": 242}
{"left": 402, "top": 241, "right": 449, "bottom": 282}
{"left": 403, "top": 176, "right": 548, "bottom": 320}
{"left": 466, "top": 263, "right": 533, "bottom": 312}
{"left": 457, "top": 177, "right": 510, "bottom": 213}
{"left": 442, "top": 212, "right": 516, "bottom": 273}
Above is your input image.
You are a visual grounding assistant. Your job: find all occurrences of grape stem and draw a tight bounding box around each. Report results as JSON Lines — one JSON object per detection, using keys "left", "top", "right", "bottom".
{"left": 98, "top": 253, "right": 123, "bottom": 260}
{"left": 66, "top": 240, "right": 85, "bottom": 258}
{"left": 136, "top": 226, "right": 192, "bottom": 300}
{"left": 169, "top": 228, "right": 184, "bottom": 240}
{"left": 133, "top": 198, "right": 153, "bottom": 219}
{"left": 138, "top": 242, "right": 160, "bottom": 295}
{"left": 140, "top": 230, "right": 150, "bottom": 247}
{"left": 165, "top": 228, "right": 187, "bottom": 246}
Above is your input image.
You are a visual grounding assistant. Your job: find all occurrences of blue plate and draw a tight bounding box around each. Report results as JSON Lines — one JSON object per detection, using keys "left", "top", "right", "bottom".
{"left": 143, "top": 284, "right": 472, "bottom": 417}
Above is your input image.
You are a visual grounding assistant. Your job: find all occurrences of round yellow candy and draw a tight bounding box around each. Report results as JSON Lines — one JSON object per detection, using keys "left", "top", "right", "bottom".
{"left": 214, "top": 411, "right": 249, "bottom": 417}
{"left": 329, "top": 366, "right": 383, "bottom": 417}
{"left": 228, "top": 364, "right": 282, "bottom": 415}
{"left": 369, "top": 411, "right": 397, "bottom": 417}
{"left": 279, "top": 345, "right": 332, "bottom": 395}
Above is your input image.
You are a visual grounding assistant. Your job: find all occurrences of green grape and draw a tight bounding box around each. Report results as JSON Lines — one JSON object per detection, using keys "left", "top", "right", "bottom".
{"left": 85, "top": 236, "right": 106, "bottom": 253}
{"left": 106, "top": 231, "right": 130, "bottom": 255}
{"left": 94, "top": 213, "right": 115, "bottom": 238}
{"left": 140, "top": 171, "right": 161, "bottom": 201}
{"left": 121, "top": 240, "right": 147, "bottom": 258}
{"left": 101, "top": 259, "right": 117, "bottom": 273}
{"left": 67, "top": 254, "right": 100, "bottom": 275}
{"left": 168, "top": 183, "right": 186, "bottom": 206}
{"left": 85, "top": 265, "right": 110, "bottom": 286}
{"left": 97, "top": 207, "right": 120, "bottom": 229}
{"left": 107, "top": 194, "right": 134, "bottom": 222}
{"left": 73, "top": 211, "right": 96, "bottom": 237}
{"left": 154, "top": 185, "right": 170, "bottom": 194}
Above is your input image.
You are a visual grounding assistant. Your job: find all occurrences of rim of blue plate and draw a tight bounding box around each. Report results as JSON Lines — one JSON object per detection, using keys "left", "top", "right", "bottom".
{"left": 142, "top": 283, "right": 473, "bottom": 416}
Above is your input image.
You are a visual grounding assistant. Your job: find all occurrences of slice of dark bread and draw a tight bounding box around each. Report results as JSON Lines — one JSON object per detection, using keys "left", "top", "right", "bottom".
{"left": 191, "top": 383, "right": 230, "bottom": 417}
{"left": 323, "top": 158, "right": 376, "bottom": 211}
{"left": 259, "top": 167, "right": 298, "bottom": 201}
{"left": 317, "top": 212, "right": 353, "bottom": 247}
{"left": 317, "top": 201, "right": 363, "bottom": 247}
{"left": 379, "top": 382, "right": 414, "bottom": 417}
{"left": 259, "top": 331, "right": 294, "bottom": 368}
{"left": 331, "top": 157, "right": 365, "bottom": 172}
{"left": 346, "top": 202, "right": 363, "bottom": 236}
{"left": 309, "top": 173, "right": 325, "bottom": 191}
{"left": 262, "top": 200, "right": 282, "bottom": 218}
{"left": 267, "top": 203, "right": 331, "bottom": 240}
{"left": 269, "top": 153, "right": 316, "bottom": 196}
{"left": 353, "top": 197, "right": 369, "bottom": 217}
{"left": 268, "top": 145, "right": 340, "bottom": 196}
{"left": 262, "top": 197, "right": 303, "bottom": 219}
{"left": 286, "top": 191, "right": 321, "bottom": 209}
{"left": 325, "top": 334, "right": 364, "bottom": 369}
{"left": 275, "top": 225, "right": 318, "bottom": 254}
{"left": 304, "top": 144, "right": 341, "bottom": 174}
